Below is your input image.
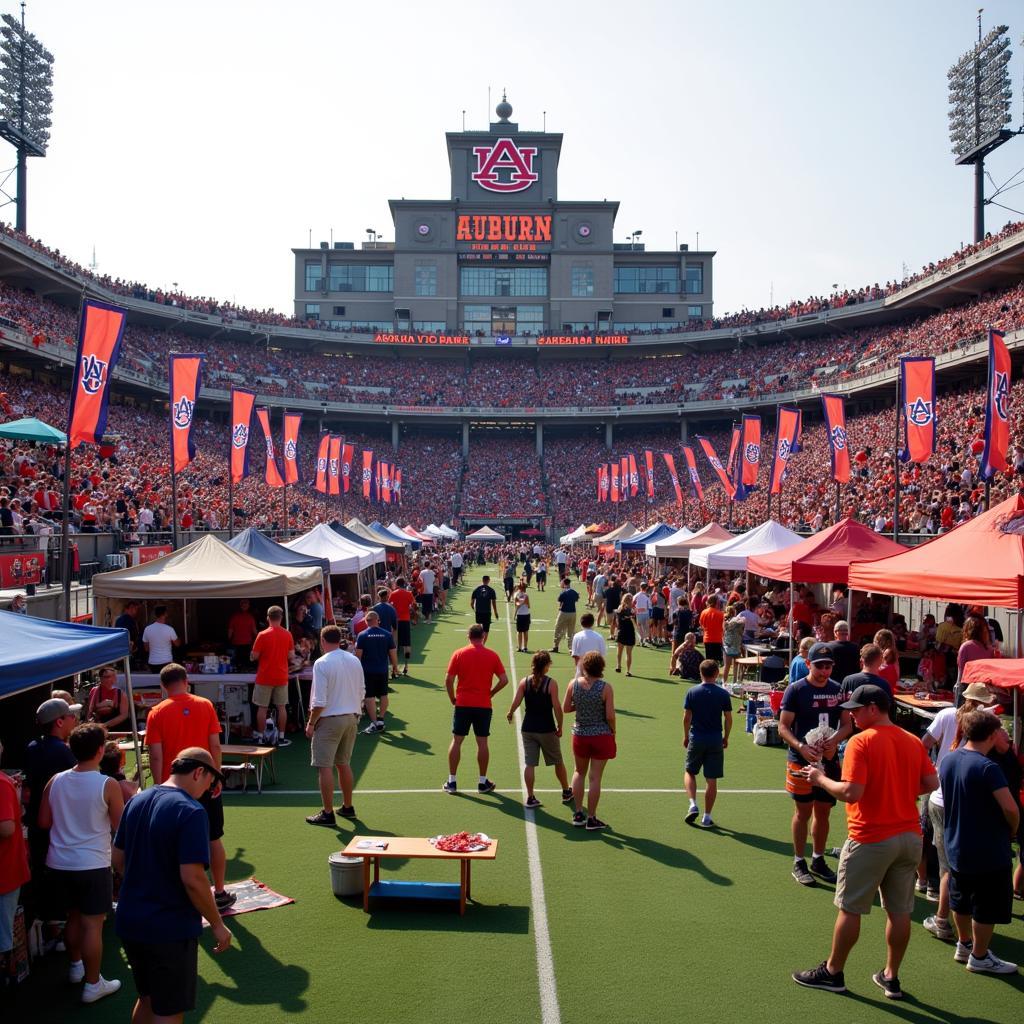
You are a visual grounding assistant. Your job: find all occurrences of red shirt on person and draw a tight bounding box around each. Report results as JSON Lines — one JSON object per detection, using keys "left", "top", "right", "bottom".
{"left": 389, "top": 588, "right": 416, "bottom": 622}
{"left": 0, "top": 771, "right": 30, "bottom": 893}
{"left": 699, "top": 606, "right": 724, "bottom": 644}
{"left": 252, "top": 623, "right": 293, "bottom": 685}
{"left": 446, "top": 643, "right": 505, "bottom": 708}
{"left": 227, "top": 610, "right": 259, "bottom": 645}
{"left": 144, "top": 692, "right": 221, "bottom": 783}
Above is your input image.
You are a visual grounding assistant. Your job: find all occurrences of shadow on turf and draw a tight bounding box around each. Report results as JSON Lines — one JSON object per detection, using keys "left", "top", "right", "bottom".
{"left": 361, "top": 900, "right": 531, "bottom": 934}
{"left": 838, "top": 983, "right": 1023, "bottom": 1019}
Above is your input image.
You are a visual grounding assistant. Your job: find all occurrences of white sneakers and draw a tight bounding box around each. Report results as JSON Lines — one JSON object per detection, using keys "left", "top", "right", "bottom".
{"left": 81, "top": 976, "right": 121, "bottom": 1003}
{"left": 966, "top": 951, "right": 1018, "bottom": 974}
{"left": 68, "top": 960, "right": 85, "bottom": 983}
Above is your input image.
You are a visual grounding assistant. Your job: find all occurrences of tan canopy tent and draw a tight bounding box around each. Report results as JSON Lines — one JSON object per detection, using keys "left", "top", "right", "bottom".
{"left": 648, "top": 522, "right": 732, "bottom": 559}
{"left": 592, "top": 522, "right": 637, "bottom": 547}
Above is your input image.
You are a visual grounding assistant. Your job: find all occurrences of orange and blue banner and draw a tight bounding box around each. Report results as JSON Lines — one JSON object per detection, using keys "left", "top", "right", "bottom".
{"left": 726, "top": 425, "right": 741, "bottom": 489}
{"left": 381, "top": 462, "right": 392, "bottom": 504}
{"left": 643, "top": 450, "right": 655, "bottom": 498}
{"left": 821, "top": 394, "right": 851, "bottom": 483}
{"left": 394, "top": 467, "right": 403, "bottom": 505}
{"left": 67, "top": 300, "right": 128, "bottom": 449}
{"left": 900, "top": 357, "right": 936, "bottom": 464}
{"left": 662, "top": 452, "right": 684, "bottom": 506}
{"left": 282, "top": 412, "right": 302, "bottom": 484}
{"left": 362, "top": 450, "right": 374, "bottom": 500}
{"left": 734, "top": 415, "right": 761, "bottom": 501}
{"left": 694, "top": 435, "right": 735, "bottom": 498}
{"left": 314, "top": 432, "right": 330, "bottom": 493}
{"left": 169, "top": 354, "right": 204, "bottom": 473}
{"left": 681, "top": 446, "right": 704, "bottom": 503}
{"left": 256, "top": 407, "right": 285, "bottom": 488}
{"left": 769, "top": 406, "right": 800, "bottom": 495}
{"left": 628, "top": 452, "right": 639, "bottom": 497}
{"left": 341, "top": 442, "right": 354, "bottom": 492}
{"left": 596, "top": 466, "right": 604, "bottom": 502}
{"left": 328, "top": 435, "right": 342, "bottom": 496}
{"left": 610, "top": 462, "right": 620, "bottom": 503}
{"left": 229, "top": 388, "right": 256, "bottom": 484}
{"left": 981, "top": 328, "right": 1011, "bottom": 479}
{"left": 619, "top": 456, "right": 628, "bottom": 497}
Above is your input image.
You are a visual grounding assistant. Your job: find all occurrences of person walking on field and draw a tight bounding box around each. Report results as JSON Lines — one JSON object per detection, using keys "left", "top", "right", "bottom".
{"left": 506, "top": 652, "right": 574, "bottom": 808}
{"left": 563, "top": 650, "right": 616, "bottom": 831}
{"left": 683, "top": 660, "right": 733, "bottom": 828}
{"left": 513, "top": 579, "right": 531, "bottom": 653}
{"left": 551, "top": 577, "right": 580, "bottom": 654}
{"left": 614, "top": 592, "right": 636, "bottom": 676}
{"left": 469, "top": 575, "right": 499, "bottom": 643}
{"left": 388, "top": 578, "right": 416, "bottom": 675}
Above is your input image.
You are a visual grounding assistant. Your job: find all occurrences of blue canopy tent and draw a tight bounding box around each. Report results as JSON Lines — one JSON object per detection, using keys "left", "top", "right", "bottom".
{"left": 0, "top": 609, "right": 144, "bottom": 782}
{"left": 368, "top": 521, "right": 414, "bottom": 550}
{"left": 616, "top": 522, "right": 676, "bottom": 552}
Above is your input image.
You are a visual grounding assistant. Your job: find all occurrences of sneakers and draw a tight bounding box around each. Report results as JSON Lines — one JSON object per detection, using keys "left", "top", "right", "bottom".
{"left": 68, "top": 960, "right": 85, "bottom": 984}
{"left": 549, "top": 647, "right": 559, "bottom": 654}
{"left": 525, "top": 795, "right": 541, "bottom": 809}
{"left": 214, "top": 889, "right": 237, "bottom": 911}
{"left": 305, "top": 809, "right": 336, "bottom": 827}
{"left": 362, "top": 723, "right": 380, "bottom": 735}
{"left": 276, "top": 737, "right": 292, "bottom": 748}
{"left": 926, "top": 888, "right": 939, "bottom": 902}
{"left": 953, "top": 940, "right": 973, "bottom": 964}
{"left": 338, "top": 805, "right": 356, "bottom": 819}
{"left": 872, "top": 969, "right": 903, "bottom": 1000}
{"left": 966, "top": 951, "right": 1019, "bottom": 974}
{"left": 402, "top": 666, "right": 409, "bottom": 676}
{"left": 791, "top": 961, "right": 846, "bottom": 993}
{"left": 478, "top": 779, "right": 496, "bottom": 794}
{"left": 700, "top": 813, "right": 714, "bottom": 828}
{"left": 915, "top": 879, "right": 927, "bottom": 894}
{"left": 561, "top": 788, "right": 574, "bottom": 804}
{"left": 442, "top": 779, "right": 457, "bottom": 795}
{"left": 810, "top": 855, "right": 838, "bottom": 884}
{"left": 585, "top": 816, "right": 608, "bottom": 831}
{"left": 571, "top": 810, "right": 586, "bottom": 827}
{"left": 685, "top": 806, "right": 699, "bottom": 825}
{"left": 81, "top": 977, "right": 121, "bottom": 1004}
{"left": 923, "top": 915, "right": 955, "bottom": 942}
{"left": 792, "top": 859, "right": 816, "bottom": 887}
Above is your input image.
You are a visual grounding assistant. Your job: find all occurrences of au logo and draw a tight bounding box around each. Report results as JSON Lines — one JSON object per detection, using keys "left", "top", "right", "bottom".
{"left": 777, "top": 439, "right": 792, "bottom": 461}
{"left": 744, "top": 442, "right": 760, "bottom": 464}
{"left": 906, "top": 397, "right": 933, "bottom": 427}
{"left": 993, "top": 371, "right": 1009, "bottom": 420}
{"left": 285, "top": 440, "right": 297, "bottom": 460}
{"left": 709, "top": 456, "right": 724, "bottom": 471}
{"left": 362, "top": 468, "right": 371, "bottom": 482}
{"left": 172, "top": 396, "right": 194, "bottom": 429}
{"left": 232, "top": 424, "right": 249, "bottom": 449}
{"left": 688, "top": 467, "right": 700, "bottom": 483}
{"left": 342, "top": 462, "right": 350, "bottom": 477}
{"left": 326, "top": 457, "right": 336, "bottom": 475}
{"left": 830, "top": 425, "right": 848, "bottom": 450}
{"left": 80, "top": 353, "right": 108, "bottom": 395}
{"left": 471, "top": 139, "right": 539, "bottom": 193}
{"left": 265, "top": 438, "right": 274, "bottom": 458}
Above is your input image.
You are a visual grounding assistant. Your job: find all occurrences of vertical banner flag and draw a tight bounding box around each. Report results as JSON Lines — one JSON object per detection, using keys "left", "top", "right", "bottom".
{"left": 695, "top": 435, "right": 736, "bottom": 498}
{"left": 282, "top": 412, "right": 302, "bottom": 484}
{"left": 394, "top": 467, "right": 403, "bottom": 506}
{"left": 662, "top": 452, "right": 684, "bottom": 507}
{"left": 67, "top": 300, "right": 128, "bottom": 449}
{"left": 169, "top": 354, "right": 204, "bottom": 473}
{"left": 899, "top": 357, "right": 936, "bottom": 463}
{"left": 821, "top": 394, "right": 851, "bottom": 483}
{"left": 341, "top": 442, "right": 354, "bottom": 492}
{"left": 600, "top": 464, "right": 610, "bottom": 503}
{"left": 619, "top": 456, "right": 628, "bottom": 498}
{"left": 681, "top": 446, "right": 704, "bottom": 503}
{"left": 734, "top": 415, "right": 761, "bottom": 501}
{"left": 793, "top": 408, "right": 803, "bottom": 452}
{"left": 628, "top": 452, "right": 640, "bottom": 497}
{"left": 381, "top": 461, "right": 392, "bottom": 504}
{"left": 255, "top": 407, "right": 285, "bottom": 488}
{"left": 643, "top": 449, "right": 655, "bottom": 498}
{"left": 314, "top": 432, "right": 330, "bottom": 493}
{"left": 362, "top": 450, "right": 374, "bottom": 499}
{"left": 229, "top": 388, "right": 256, "bottom": 484}
{"left": 610, "top": 462, "right": 620, "bottom": 503}
{"left": 328, "top": 435, "right": 342, "bottom": 496}
{"left": 726, "top": 425, "right": 741, "bottom": 489}
{"left": 981, "top": 328, "right": 1011, "bottom": 479}
{"left": 596, "top": 466, "right": 604, "bottom": 502}
{"left": 769, "top": 406, "right": 800, "bottom": 495}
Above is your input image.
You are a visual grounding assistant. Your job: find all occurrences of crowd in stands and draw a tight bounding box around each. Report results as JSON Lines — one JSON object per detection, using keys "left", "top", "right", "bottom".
{"left": 459, "top": 436, "right": 546, "bottom": 517}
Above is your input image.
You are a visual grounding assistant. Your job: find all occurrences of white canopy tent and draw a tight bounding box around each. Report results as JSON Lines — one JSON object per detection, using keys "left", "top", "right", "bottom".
{"left": 424, "top": 524, "right": 445, "bottom": 538}
{"left": 689, "top": 519, "right": 804, "bottom": 572}
{"left": 648, "top": 522, "right": 732, "bottom": 560}
{"left": 645, "top": 526, "right": 693, "bottom": 556}
{"left": 436, "top": 524, "right": 459, "bottom": 539}
{"left": 284, "top": 523, "right": 382, "bottom": 573}
{"left": 466, "top": 525, "right": 505, "bottom": 541}
{"left": 592, "top": 522, "right": 637, "bottom": 547}
{"left": 560, "top": 523, "right": 588, "bottom": 544}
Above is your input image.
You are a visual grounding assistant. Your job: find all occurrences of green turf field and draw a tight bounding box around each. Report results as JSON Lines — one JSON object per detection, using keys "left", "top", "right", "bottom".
{"left": 15, "top": 565, "right": 1024, "bottom": 1022}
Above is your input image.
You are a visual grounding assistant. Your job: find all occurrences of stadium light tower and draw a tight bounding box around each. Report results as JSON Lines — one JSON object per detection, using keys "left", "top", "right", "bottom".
{"left": 947, "top": 14, "right": 1016, "bottom": 242}
{"left": 0, "top": 4, "right": 53, "bottom": 233}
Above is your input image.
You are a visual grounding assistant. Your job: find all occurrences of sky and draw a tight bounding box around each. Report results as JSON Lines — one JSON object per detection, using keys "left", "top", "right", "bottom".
{"left": 5, "top": 0, "right": 1024, "bottom": 317}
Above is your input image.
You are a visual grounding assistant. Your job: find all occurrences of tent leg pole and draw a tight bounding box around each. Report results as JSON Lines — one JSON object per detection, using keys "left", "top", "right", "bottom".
{"left": 284, "top": 599, "right": 290, "bottom": 630}
{"left": 124, "top": 658, "right": 144, "bottom": 790}
{"left": 789, "top": 581, "right": 794, "bottom": 664}
{"left": 847, "top": 589, "right": 853, "bottom": 625}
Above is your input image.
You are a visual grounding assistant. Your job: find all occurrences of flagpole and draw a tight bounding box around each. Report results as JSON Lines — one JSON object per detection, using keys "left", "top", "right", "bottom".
{"left": 60, "top": 439, "right": 73, "bottom": 621}
{"left": 834, "top": 481, "right": 840, "bottom": 525}
{"left": 282, "top": 482, "right": 288, "bottom": 536}
{"left": 227, "top": 469, "right": 234, "bottom": 539}
{"left": 170, "top": 460, "right": 180, "bottom": 551}
{"left": 893, "top": 369, "right": 902, "bottom": 540}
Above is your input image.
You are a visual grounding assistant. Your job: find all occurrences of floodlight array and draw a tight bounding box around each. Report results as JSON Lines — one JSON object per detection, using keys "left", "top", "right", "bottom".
{"left": 947, "top": 24, "right": 1013, "bottom": 158}
{"left": 0, "top": 13, "right": 53, "bottom": 155}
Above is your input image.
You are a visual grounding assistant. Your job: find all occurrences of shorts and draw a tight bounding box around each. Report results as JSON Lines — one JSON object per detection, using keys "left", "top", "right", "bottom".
{"left": 0, "top": 886, "right": 18, "bottom": 952}
{"left": 522, "top": 731, "right": 563, "bottom": 767}
{"left": 685, "top": 739, "right": 725, "bottom": 779}
{"left": 703, "top": 642, "right": 723, "bottom": 664}
{"left": 651, "top": 607, "right": 665, "bottom": 622}
{"left": 310, "top": 714, "right": 358, "bottom": 767}
{"left": 637, "top": 613, "right": 650, "bottom": 628}
{"left": 475, "top": 614, "right": 492, "bottom": 631}
{"left": 123, "top": 937, "right": 199, "bottom": 1017}
{"left": 452, "top": 706, "right": 492, "bottom": 737}
{"left": 396, "top": 621, "right": 411, "bottom": 648}
{"left": 786, "top": 757, "right": 840, "bottom": 804}
{"left": 49, "top": 866, "right": 112, "bottom": 916}
{"left": 364, "top": 672, "right": 389, "bottom": 699}
{"left": 420, "top": 594, "right": 434, "bottom": 617}
{"left": 834, "top": 831, "right": 922, "bottom": 916}
{"left": 927, "top": 797, "right": 949, "bottom": 876}
{"left": 252, "top": 683, "right": 288, "bottom": 707}
{"left": 572, "top": 733, "right": 617, "bottom": 760}
{"left": 199, "top": 790, "right": 225, "bottom": 841}
{"left": 949, "top": 866, "right": 1014, "bottom": 925}
{"left": 515, "top": 615, "right": 531, "bottom": 632}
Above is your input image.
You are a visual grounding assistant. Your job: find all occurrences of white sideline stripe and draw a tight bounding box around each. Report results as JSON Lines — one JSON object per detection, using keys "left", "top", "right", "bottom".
{"left": 506, "top": 601, "right": 561, "bottom": 1024}
{"left": 226, "top": 787, "right": 788, "bottom": 796}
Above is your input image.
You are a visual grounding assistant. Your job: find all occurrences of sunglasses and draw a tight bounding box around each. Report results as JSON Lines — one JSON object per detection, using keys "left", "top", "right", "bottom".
{"left": 177, "top": 758, "right": 222, "bottom": 784}
{"left": 811, "top": 661, "right": 834, "bottom": 668}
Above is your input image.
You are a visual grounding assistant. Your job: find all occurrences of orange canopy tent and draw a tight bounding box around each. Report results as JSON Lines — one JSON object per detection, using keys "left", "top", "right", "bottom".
{"left": 961, "top": 658, "right": 1023, "bottom": 742}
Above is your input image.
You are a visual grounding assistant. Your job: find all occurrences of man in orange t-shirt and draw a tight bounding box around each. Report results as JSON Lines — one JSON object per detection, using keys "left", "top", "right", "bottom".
{"left": 442, "top": 625, "right": 508, "bottom": 796}
{"left": 792, "top": 684, "right": 938, "bottom": 999}
{"left": 251, "top": 605, "right": 294, "bottom": 745}
{"left": 388, "top": 579, "right": 416, "bottom": 674}
{"left": 699, "top": 596, "right": 725, "bottom": 665}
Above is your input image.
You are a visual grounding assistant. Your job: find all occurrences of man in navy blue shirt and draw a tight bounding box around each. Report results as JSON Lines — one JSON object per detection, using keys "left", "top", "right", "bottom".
{"left": 355, "top": 611, "right": 398, "bottom": 733}
{"left": 112, "top": 747, "right": 232, "bottom": 1022}
{"left": 683, "top": 660, "right": 733, "bottom": 827}
{"left": 551, "top": 578, "right": 580, "bottom": 653}
{"left": 371, "top": 588, "right": 399, "bottom": 678}
{"left": 940, "top": 710, "right": 1020, "bottom": 974}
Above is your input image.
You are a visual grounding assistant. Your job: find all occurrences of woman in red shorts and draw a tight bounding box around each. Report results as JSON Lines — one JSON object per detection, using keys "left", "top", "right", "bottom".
{"left": 563, "top": 650, "right": 616, "bottom": 832}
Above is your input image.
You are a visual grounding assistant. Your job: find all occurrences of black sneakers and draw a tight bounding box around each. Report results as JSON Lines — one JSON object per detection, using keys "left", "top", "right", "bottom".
{"left": 571, "top": 810, "right": 586, "bottom": 827}
{"left": 525, "top": 795, "right": 541, "bottom": 809}
{"left": 214, "top": 889, "right": 237, "bottom": 911}
{"left": 792, "top": 961, "right": 846, "bottom": 993}
{"left": 338, "top": 805, "right": 356, "bottom": 819}
{"left": 872, "top": 969, "right": 903, "bottom": 999}
{"left": 442, "top": 779, "right": 457, "bottom": 795}
{"left": 810, "top": 855, "right": 838, "bottom": 884}
{"left": 792, "top": 858, "right": 816, "bottom": 887}
{"left": 585, "top": 816, "right": 608, "bottom": 831}
{"left": 560, "top": 788, "right": 574, "bottom": 803}
{"left": 305, "top": 809, "right": 336, "bottom": 827}
{"left": 478, "top": 779, "right": 496, "bottom": 794}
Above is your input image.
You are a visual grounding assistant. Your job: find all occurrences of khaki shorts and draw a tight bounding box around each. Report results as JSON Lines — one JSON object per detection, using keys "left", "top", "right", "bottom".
{"left": 927, "top": 796, "right": 949, "bottom": 876}
{"left": 522, "top": 731, "right": 563, "bottom": 767}
{"left": 310, "top": 714, "right": 358, "bottom": 767}
{"left": 252, "top": 683, "right": 288, "bottom": 708}
{"left": 834, "top": 831, "right": 922, "bottom": 916}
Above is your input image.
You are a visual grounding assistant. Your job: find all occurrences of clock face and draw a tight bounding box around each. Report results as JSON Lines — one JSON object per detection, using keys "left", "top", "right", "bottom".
{"left": 417, "top": 223, "right": 430, "bottom": 236}
{"left": 577, "top": 222, "right": 592, "bottom": 238}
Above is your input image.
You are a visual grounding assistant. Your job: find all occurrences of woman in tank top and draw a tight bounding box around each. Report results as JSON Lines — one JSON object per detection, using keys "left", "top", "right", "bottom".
{"left": 505, "top": 652, "right": 572, "bottom": 808}
{"left": 514, "top": 580, "right": 532, "bottom": 653}
{"left": 615, "top": 592, "right": 637, "bottom": 676}
{"left": 562, "top": 650, "right": 616, "bottom": 831}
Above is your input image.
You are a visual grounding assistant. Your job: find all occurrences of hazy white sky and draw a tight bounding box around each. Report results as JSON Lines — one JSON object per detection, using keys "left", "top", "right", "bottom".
{"left": 5, "top": 0, "right": 1024, "bottom": 317}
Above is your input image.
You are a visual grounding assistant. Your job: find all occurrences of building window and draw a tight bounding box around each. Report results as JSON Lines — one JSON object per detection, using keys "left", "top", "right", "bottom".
{"left": 332, "top": 305, "right": 346, "bottom": 316}
{"left": 414, "top": 321, "right": 446, "bottom": 332}
{"left": 571, "top": 265, "right": 594, "bottom": 297}
{"left": 516, "top": 305, "right": 545, "bottom": 333}
{"left": 688, "top": 305, "right": 703, "bottom": 318}
{"left": 459, "top": 266, "right": 548, "bottom": 297}
{"left": 304, "top": 303, "right": 320, "bottom": 321}
{"left": 661, "top": 307, "right": 674, "bottom": 318}
{"left": 326, "top": 319, "right": 392, "bottom": 331}
{"left": 414, "top": 263, "right": 438, "bottom": 296}
{"left": 462, "top": 304, "right": 491, "bottom": 333}
{"left": 328, "top": 264, "right": 394, "bottom": 292}
{"left": 304, "top": 261, "right": 323, "bottom": 291}
{"left": 685, "top": 264, "right": 703, "bottom": 294}
{"left": 613, "top": 266, "right": 680, "bottom": 294}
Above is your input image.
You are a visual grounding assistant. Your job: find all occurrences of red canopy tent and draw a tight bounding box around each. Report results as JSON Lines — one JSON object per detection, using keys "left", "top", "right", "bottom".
{"left": 962, "top": 658, "right": 1023, "bottom": 742}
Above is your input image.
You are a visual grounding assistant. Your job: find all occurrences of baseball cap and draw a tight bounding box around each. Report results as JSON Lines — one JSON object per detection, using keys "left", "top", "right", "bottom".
{"left": 36, "top": 697, "right": 82, "bottom": 724}
{"left": 840, "top": 684, "right": 891, "bottom": 712}
{"left": 171, "top": 746, "right": 226, "bottom": 785}
{"left": 962, "top": 681, "right": 998, "bottom": 704}
{"left": 807, "top": 643, "right": 835, "bottom": 665}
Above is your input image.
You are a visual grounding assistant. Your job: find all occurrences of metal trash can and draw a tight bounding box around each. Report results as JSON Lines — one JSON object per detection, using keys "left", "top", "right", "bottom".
{"left": 328, "top": 852, "right": 364, "bottom": 897}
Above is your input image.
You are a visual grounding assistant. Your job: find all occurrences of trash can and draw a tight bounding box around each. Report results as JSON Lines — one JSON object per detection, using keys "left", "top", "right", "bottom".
{"left": 329, "top": 852, "right": 364, "bottom": 897}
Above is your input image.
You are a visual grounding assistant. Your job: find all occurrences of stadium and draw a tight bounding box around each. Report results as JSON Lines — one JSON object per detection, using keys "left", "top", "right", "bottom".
{"left": 1, "top": 5, "right": 1024, "bottom": 1024}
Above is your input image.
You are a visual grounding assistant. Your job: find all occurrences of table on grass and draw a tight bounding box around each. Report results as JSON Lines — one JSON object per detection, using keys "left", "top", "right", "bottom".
{"left": 341, "top": 835, "right": 498, "bottom": 915}
{"left": 893, "top": 693, "right": 952, "bottom": 725}
{"left": 220, "top": 744, "right": 277, "bottom": 793}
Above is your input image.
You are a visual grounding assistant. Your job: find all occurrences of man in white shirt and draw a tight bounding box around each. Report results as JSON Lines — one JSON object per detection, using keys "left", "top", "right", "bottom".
{"left": 418, "top": 565, "right": 436, "bottom": 622}
{"left": 450, "top": 550, "right": 464, "bottom": 586}
{"left": 571, "top": 613, "right": 607, "bottom": 666}
{"left": 142, "top": 606, "right": 180, "bottom": 672}
{"left": 305, "top": 625, "right": 366, "bottom": 827}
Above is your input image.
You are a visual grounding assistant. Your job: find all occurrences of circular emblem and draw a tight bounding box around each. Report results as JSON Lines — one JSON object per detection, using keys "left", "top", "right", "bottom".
{"left": 362, "top": 468, "right": 371, "bottom": 483}
{"left": 417, "top": 223, "right": 430, "bottom": 236}
{"left": 172, "top": 396, "right": 194, "bottom": 429}
{"left": 830, "top": 426, "right": 848, "bottom": 450}
{"left": 285, "top": 440, "right": 297, "bottom": 460}
{"left": 577, "top": 222, "right": 592, "bottom": 238}
{"left": 232, "top": 424, "right": 249, "bottom": 448}
{"left": 777, "top": 439, "right": 791, "bottom": 461}
{"left": 317, "top": 457, "right": 327, "bottom": 473}
{"left": 744, "top": 442, "right": 760, "bottom": 464}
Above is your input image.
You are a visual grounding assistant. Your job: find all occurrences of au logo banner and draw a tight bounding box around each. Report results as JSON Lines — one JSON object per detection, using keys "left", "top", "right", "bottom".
{"left": 328, "top": 435, "right": 342, "bottom": 496}
{"left": 282, "top": 412, "right": 303, "bottom": 485}
{"left": 769, "top": 406, "right": 800, "bottom": 495}
{"left": 734, "top": 415, "right": 761, "bottom": 501}
{"left": 821, "top": 394, "right": 851, "bottom": 484}
{"left": 168, "top": 354, "right": 204, "bottom": 474}
{"left": 67, "top": 300, "right": 128, "bottom": 449}
{"left": 662, "top": 452, "right": 684, "bottom": 507}
{"left": 314, "top": 432, "right": 330, "bottom": 494}
{"left": 981, "top": 328, "right": 1011, "bottom": 480}
{"left": 899, "top": 358, "right": 936, "bottom": 464}
{"left": 695, "top": 435, "right": 735, "bottom": 499}
{"left": 256, "top": 407, "right": 285, "bottom": 488}
{"left": 681, "top": 447, "right": 704, "bottom": 503}
{"left": 229, "top": 388, "right": 256, "bottom": 484}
